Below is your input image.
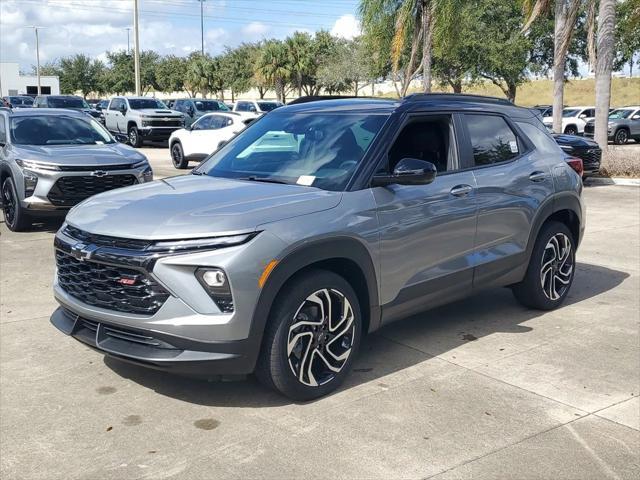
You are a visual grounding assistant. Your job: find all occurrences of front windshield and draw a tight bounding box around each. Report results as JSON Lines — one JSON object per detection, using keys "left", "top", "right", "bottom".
{"left": 196, "top": 112, "right": 388, "bottom": 191}
{"left": 562, "top": 108, "right": 580, "bottom": 117}
{"left": 608, "top": 109, "right": 633, "bottom": 119}
{"left": 48, "top": 97, "right": 89, "bottom": 109}
{"left": 10, "top": 115, "right": 115, "bottom": 146}
{"left": 128, "top": 98, "right": 167, "bottom": 109}
{"left": 195, "top": 100, "right": 229, "bottom": 112}
{"left": 258, "top": 102, "right": 281, "bottom": 112}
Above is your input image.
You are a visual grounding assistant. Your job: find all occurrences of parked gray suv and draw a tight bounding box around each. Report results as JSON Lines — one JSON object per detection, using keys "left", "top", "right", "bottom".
{"left": 0, "top": 108, "right": 153, "bottom": 231}
{"left": 50, "top": 95, "right": 585, "bottom": 400}
{"left": 584, "top": 106, "right": 640, "bottom": 144}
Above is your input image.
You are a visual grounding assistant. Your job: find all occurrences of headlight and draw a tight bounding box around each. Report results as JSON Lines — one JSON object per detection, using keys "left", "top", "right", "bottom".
{"left": 148, "top": 233, "right": 257, "bottom": 252}
{"left": 132, "top": 159, "right": 153, "bottom": 181}
{"left": 15, "top": 159, "right": 61, "bottom": 172}
{"left": 23, "top": 170, "right": 38, "bottom": 196}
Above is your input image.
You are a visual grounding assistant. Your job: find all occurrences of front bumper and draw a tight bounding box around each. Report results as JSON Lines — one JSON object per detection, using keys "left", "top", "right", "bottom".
{"left": 50, "top": 307, "right": 254, "bottom": 376}
{"left": 138, "top": 126, "right": 182, "bottom": 141}
{"left": 20, "top": 166, "right": 152, "bottom": 211}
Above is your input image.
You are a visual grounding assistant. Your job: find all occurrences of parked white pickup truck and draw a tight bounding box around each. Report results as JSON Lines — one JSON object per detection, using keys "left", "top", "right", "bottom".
{"left": 104, "top": 96, "right": 185, "bottom": 147}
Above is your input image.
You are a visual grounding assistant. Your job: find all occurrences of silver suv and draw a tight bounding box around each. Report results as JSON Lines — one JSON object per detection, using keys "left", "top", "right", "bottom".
{"left": 0, "top": 108, "right": 153, "bottom": 231}
{"left": 584, "top": 106, "right": 640, "bottom": 144}
{"left": 50, "top": 95, "right": 585, "bottom": 400}
{"left": 103, "top": 97, "right": 184, "bottom": 147}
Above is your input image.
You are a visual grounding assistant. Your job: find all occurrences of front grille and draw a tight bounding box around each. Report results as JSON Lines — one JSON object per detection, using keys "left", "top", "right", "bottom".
{"left": 584, "top": 124, "right": 595, "bottom": 134}
{"left": 48, "top": 175, "right": 137, "bottom": 206}
{"left": 58, "top": 164, "right": 134, "bottom": 172}
{"left": 63, "top": 225, "right": 151, "bottom": 250}
{"left": 56, "top": 250, "right": 169, "bottom": 315}
{"left": 574, "top": 147, "right": 602, "bottom": 167}
{"left": 145, "top": 119, "right": 182, "bottom": 127}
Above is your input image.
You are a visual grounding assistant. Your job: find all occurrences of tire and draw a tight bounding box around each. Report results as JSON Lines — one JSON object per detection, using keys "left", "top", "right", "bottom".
{"left": 171, "top": 142, "right": 188, "bottom": 169}
{"left": 255, "top": 269, "right": 362, "bottom": 401}
{"left": 512, "top": 221, "right": 576, "bottom": 310}
{"left": 2, "top": 177, "right": 31, "bottom": 232}
{"left": 613, "top": 128, "right": 629, "bottom": 145}
{"left": 564, "top": 125, "right": 578, "bottom": 136}
{"left": 128, "top": 125, "right": 143, "bottom": 148}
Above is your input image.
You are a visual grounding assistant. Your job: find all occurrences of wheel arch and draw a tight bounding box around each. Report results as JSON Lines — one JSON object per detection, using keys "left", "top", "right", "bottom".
{"left": 249, "top": 236, "right": 380, "bottom": 362}
{"left": 127, "top": 120, "right": 138, "bottom": 131}
{"left": 527, "top": 193, "right": 583, "bottom": 258}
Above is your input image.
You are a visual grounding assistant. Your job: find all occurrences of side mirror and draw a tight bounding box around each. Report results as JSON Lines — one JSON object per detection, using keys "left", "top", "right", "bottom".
{"left": 372, "top": 158, "right": 437, "bottom": 187}
{"left": 187, "top": 106, "right": 195, "bottom": 116}
{"left": 120, "top": 105, "right": 127, "bottom": 114}
{"left": 579, "top": 113, "right": 587, "bottom": 118}
{"left": 632, "top": 115, "right": 640, "bottom": 120}
{"left": 217, "top": 140, "right": 228, "bottom": 149}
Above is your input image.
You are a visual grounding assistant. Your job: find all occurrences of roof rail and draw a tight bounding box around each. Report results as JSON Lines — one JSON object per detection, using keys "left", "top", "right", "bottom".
{"left": 287, "top": 95, "right": 393, "bottom": 105}
{"left": 403, "top": 93, "right": 513, "bottom": 105}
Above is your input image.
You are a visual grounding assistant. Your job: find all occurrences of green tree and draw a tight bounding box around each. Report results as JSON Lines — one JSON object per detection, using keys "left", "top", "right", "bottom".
{"left": 221, "top": 44, "right": 254, "bottom": 101}
{"left": 104, "top": 50, "right": 135, "bottom": 94}
{"left": 184, "top": 52, "right": 214, "bottom": 97}
{"left": 317, "top": 38, "right": 375, "bottom": 95}
{"left": 614, "top": 0, "right": 640, "bottom": 76}
{"left": 155, "top": 55, "right": 187, "bottom": 94}
{"left": 55, "top": 54, "right": 105, "bottom": 97}
{"left": 256, "top": 40, "right": 291, "bottom": 102}
{"left": 286, "top": 32, "right": 314, "bottom": 96}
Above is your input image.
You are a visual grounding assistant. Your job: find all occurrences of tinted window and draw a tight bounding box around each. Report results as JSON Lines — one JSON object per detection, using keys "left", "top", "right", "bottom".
{"left": 47, "top": 97, "right": 89, "bottom": 109}
{"left": 236, "top": 101, "right": 255, "bottom": 112}
{"left": 9, "top": 97, "right": 33, "bottom": 106}
{"left": 10, "top": 115, "right": 114, "bottom": 145}
{"left": 109, "top": 99, "right": 123, "bottom": 111}
{"left": 195, "top": 100, "right": 229, "bottom": 112}
{"left": 197, "top": 113, "right": 388, "bottom": 191}
{"left": 257, "top": 102, "right": 281, "bottom": 112}
{"left": 466, "top": 114, "right": 519, "bottom": 166}
{"left": 128, "top": 98, "right": 166, "bottom": 109}
{"left": 609, "top": 109, "right": 634, "bottom": 119}
{"left": 193, "top": 116, "right": 213, "bottom": 130}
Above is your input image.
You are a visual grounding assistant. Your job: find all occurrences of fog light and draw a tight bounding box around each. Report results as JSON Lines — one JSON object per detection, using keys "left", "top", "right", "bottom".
{"left": 24, "top": 171, "right": 38, "bottom": 197}
{"left": 202, "top": 269, "right": 226, "bottom": 287}
{"left": 196, "top": 268, "right": 234, "bottom": 313}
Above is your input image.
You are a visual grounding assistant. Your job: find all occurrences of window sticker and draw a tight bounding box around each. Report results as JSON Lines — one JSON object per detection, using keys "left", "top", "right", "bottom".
{"left": 297, "top": 175, "right": 315, "bottom": 186}
{"left": 509, "top": 140, "right": 519, "bottom": 153}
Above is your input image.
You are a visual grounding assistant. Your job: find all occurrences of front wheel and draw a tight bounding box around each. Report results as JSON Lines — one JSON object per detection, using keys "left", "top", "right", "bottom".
{"left": 128, "top": 126, "right": 143, "bottom": 148}
{"left": 512, "top": 221, "right": 576, "bottom": 310}
{"left": 613, "top": 128, "right": 629, "bottom": 145}
{"left": 256, "top": 270, "right": 362, "bottom": 401}
{"left": 2, "top": 177, "right": 31, "bottom": 232}
{"left": 171, "top": 142, "right": 188, "bottom": 169}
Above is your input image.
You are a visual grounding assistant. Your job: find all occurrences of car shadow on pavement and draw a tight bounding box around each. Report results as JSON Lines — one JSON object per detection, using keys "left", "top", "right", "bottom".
{"left": 103, "top": 262, "right": 629, "bottom": 407}
{"left": 0, "top": 216, "right": 65, "bottom": 233}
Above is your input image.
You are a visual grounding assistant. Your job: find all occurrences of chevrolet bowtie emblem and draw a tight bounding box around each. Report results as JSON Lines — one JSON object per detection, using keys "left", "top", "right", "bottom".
{"left": 70, "top": 242, "right": 98, "bottom": 261}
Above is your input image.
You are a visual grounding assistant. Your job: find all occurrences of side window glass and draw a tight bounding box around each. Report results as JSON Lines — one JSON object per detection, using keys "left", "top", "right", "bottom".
{"left": 236, "top": 102, "right": 248, "bottom": 112}
{"left": 465, "top": 114, "right": 519, "bottom": 166}
{"left": 516, "top": 121, "right": 562, "bottom": 156}
{"left": 0, "top": 117, "right": 7, "bottom": 144}
{"left": 194, "top": 117, "right": 211, "bottom": 130}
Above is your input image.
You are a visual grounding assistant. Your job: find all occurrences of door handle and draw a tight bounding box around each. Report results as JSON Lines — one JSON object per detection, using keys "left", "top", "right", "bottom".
{"left": 529, "top": 171, "right": 548, "bottom": 182}
{"left": 450, "top": 184, "right": 473, "bottom": 197}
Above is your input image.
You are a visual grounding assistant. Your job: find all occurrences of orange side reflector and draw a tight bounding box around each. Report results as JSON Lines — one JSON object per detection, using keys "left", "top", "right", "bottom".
{"left": 258, "top": 260, "right": 279, "bottom": 289}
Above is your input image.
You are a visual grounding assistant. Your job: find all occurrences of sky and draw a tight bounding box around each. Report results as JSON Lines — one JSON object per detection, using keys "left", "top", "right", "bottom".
{"left": 0, "top": 0, "right": 362, "bottom": 71}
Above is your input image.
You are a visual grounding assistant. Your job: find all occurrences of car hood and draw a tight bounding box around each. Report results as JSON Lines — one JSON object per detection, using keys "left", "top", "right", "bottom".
{"left": 135, "top": 108, "right": 182, "bottom": 116}
{"left": 12, "top": 143, "right": 146, "bottom": 166}
{"left": 552, "top": 134, "right": 599, "bottom": 148}
{"left": 65, "top": 175, "right": 342, "bottom": 239}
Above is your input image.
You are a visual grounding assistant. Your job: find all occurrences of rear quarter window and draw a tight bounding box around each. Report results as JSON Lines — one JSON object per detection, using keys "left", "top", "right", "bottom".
{"left": 517, "top": 121, "right": 563, "bottom": 156}
{"left": 465, "top": 114, "right": 520, "bottom": 166}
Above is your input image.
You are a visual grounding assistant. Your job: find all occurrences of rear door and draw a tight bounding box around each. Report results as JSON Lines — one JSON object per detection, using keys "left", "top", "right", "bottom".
{"left": 461, "top": 113, "right": 554, "bottom": 288}
{"left": 374, "top": 113, "right": 478, "bottom": 323}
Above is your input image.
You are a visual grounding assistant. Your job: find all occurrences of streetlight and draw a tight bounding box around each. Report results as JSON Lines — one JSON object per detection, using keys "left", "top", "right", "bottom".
{"left": 125, "top": 27, "right": 131, "bottom": 53}
{"left": 133, "top": 0, "right": 141, "bottom": 95}
{"left": 26, "top": 26, "right": 44, "bottom": 95}
{"left": 199, "top": 0, "right": 205, "bottom": 55}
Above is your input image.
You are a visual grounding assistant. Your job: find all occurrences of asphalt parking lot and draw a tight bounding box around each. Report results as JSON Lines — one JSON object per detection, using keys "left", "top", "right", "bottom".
{"left": 1, "top": 153, "right": 639, "bottom": 479}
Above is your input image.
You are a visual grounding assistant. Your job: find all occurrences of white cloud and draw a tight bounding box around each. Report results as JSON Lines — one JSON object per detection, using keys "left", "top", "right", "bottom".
{"left": 330, "top": 14, "right": 361, "bottom": 40}
{"left": 241, "top": 21, "right": 269, "bottom": 38}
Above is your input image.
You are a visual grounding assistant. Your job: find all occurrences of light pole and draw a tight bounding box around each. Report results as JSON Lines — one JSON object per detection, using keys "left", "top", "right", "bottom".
{"left": 200, "top": 0, "right": 205, "bottom": 55}
{"left": 26, "top": 26, "right": 43, "bottom": 95}
{"left": 133, "top": 0, "right": 141, "bottom": 95}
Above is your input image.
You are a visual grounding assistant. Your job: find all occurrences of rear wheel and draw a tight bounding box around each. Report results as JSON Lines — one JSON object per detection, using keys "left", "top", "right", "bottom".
{"left": 256, "top": 270, "right": 362, "bottom": 401}
{"left": 512, "top": 221, "right": 575, "bottom": 310}
{"left": 613, "top": 128, "right": 629, "bottom": 145}
{"left": 2, "top": 177, "right": 31, "bottom": 232}
{"left": 171, "top": 142, "right": 188, "bottom": 169}
{"left": 564, "top": 125, "right": 578, "bottom": 136}
{"left": 128, "top": 126, "right": 143, "bottom": 148}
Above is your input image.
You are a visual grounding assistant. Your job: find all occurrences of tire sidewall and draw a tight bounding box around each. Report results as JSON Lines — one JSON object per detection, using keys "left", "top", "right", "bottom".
{"left": 525, "top": 222, "right": 576, "bottom": 309}
{"left": 171, "top": 142, "right": 186, "bottom": 169}
{"left": 2, "top": 177, "right": 28, "bottom": 232}
{"left": 265, "top": 270, "right": 362, "bottom": 401}
{"left": 614, "top": 129, "right": 628, "bottom": 145}
{"left": 565, "top": 126, "right": 578, "bottom": 136}
{"left": 128, "top": 126, "right": 141, "bottom": 147}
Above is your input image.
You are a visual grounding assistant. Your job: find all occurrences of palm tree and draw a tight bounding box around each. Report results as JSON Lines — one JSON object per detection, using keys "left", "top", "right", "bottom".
{"left": 286, "top": 32, "right": 313, "bottom": 97}
{"left": 257, "top": 40, "right": 291, "bottom": 103}
{"left": 593, "top": 0, "right": 616, "bottom": 149}
{"left": 523, "top": 0, "right": 582, "bottom": 134}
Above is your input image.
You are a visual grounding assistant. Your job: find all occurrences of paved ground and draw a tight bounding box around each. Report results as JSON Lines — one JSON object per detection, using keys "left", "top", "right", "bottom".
{"left": 1, "top": 165, "right": 639, "bottom": 479}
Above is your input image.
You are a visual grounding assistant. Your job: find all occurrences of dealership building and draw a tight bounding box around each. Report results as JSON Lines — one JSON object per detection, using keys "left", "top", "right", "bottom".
{"left": 0, "top": 62, "right": 60, "bottom": 96}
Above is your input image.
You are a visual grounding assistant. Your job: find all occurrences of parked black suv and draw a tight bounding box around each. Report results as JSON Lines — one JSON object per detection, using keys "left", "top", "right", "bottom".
{"left": 34, "top": 95, "right": 101, "bottom": 119}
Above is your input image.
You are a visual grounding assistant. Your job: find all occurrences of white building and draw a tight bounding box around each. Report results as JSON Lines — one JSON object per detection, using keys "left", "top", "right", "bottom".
{"left": 0, "top": 62, "right": 60, "bottom": 96}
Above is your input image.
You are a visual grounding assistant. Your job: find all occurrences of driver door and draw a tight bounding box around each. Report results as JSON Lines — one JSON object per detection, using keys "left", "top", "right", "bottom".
{"left": 373, "top": 113, "right": 478, "bottom": 323}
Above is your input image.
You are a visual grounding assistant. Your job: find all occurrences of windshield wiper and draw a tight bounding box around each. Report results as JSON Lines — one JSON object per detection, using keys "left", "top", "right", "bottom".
{"left": 239, "top": 176, "right": 288, "bottom": 185}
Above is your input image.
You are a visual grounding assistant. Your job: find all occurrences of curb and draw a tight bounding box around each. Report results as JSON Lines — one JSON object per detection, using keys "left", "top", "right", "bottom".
{"left": 585, "top": 177, "right": 640, "bottom": 187}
